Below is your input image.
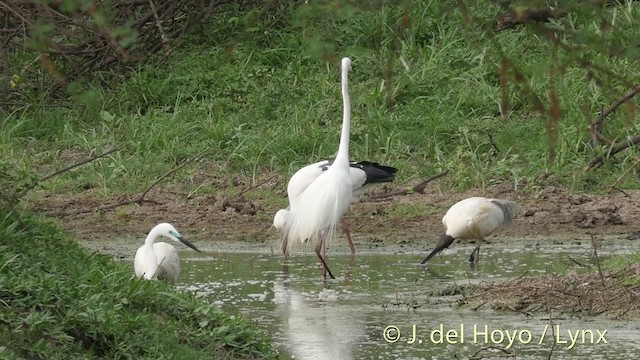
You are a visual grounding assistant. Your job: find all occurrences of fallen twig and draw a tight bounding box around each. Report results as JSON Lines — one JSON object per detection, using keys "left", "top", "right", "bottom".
{"left": 235, "top": 175, "right": 277, "bottom": 199}
{"left": 139, "top": 149, "right": 208, "bottom": 200}
{"left": 369, "top": 170, "right": 449, "bottom": 200}
{"left": 41, "top": 149, "right": 208, "bottom": 216}
{"left": 10, "top": 148, "right": 119, "bottom": 212}
{"left": 42, "top": 148, "right": 120, "bottom": 184}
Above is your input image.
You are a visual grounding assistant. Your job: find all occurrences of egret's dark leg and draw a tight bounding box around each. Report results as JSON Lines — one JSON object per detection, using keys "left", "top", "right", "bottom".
{"left": 315, "top": 237, "right": 335, "bottom": 279}
{"left": 341, "top": 219, "right": 356, "bottom": 255}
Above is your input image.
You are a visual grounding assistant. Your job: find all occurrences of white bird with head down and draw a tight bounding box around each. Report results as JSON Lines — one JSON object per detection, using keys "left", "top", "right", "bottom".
{"left": 134, "top": 223, "right": 201, "bottom": 283}
{"left": 421, "top": 197, "right": 520, "bottom": 264}
{"left": 273, "top": 160, "right": 397, "bottom": 255}
{"left": 280, "top": 57, "right": 355, "bottom": 279}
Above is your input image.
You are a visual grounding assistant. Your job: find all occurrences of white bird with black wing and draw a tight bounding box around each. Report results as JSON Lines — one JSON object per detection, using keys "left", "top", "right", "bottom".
{"left": 134, "top": 222, "right": 201, "bottom": 283}
{"left": 421, "top": 197, "right": 520, "bottom": 264}
{"left": 274, "top": 160, "right": 397, "bottom": 255}
{"left": 279, "top": 57, "right": 355, "bottom": 279}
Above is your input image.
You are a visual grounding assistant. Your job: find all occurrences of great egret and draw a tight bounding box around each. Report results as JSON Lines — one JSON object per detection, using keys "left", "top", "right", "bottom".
{"left": 281, "top": 57, "right": 354, "bottom": 279}
{"left": 421, "top": 197, "right": 520, "bottom": 264}
{"left": 274, "top": 160, "right": 397, "bottom": 255}
{"left": 134, "top": 222, "right": 201, "bottom": 283}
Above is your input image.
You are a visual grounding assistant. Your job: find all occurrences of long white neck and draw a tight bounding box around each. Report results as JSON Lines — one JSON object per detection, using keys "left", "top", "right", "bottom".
{"left": 335, "top": 57, "right": 351, "bottom": 165}
{"left": 141, "top": 226, "right": 162, "bottom": 280}
{"left": 143, "top": 226, "right": 162, "bottom": 248}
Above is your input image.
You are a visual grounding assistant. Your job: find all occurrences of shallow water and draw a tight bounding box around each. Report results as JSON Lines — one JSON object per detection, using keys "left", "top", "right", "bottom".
{"left": 174, "top": 243, "right": 640, "bottom": 359}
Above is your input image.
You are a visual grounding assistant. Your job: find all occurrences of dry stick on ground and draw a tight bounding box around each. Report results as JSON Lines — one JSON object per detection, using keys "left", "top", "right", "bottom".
{"left": 588, "top": 85, "right": 640, "bottom": 146}
{"left": 42, "top": 149, "right": 208, "bottom": 217}
{"left": 584, "top": 134, "right": 640, "bottom": 170}
{"left": 368, "top": 170, "right": 449, "bottom": 201}
{"left": 40, "top": 148, "right": 120, "bottom": 184}
{"left": 10, "top": 147, "right": 120, "bottom": 212}
{"left": 234, "top": 175, "right": 277, "bottom": 199}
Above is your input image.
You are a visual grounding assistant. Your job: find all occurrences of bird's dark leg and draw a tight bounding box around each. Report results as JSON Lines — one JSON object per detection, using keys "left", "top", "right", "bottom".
{"left": 468, "top": 239, "right": 481, "bottom": 263}
{"left": 315, "top": 236, "right": 335, "bottom": 279}
{"left": 341, "top": 218, "right": 356, "bottom": 255}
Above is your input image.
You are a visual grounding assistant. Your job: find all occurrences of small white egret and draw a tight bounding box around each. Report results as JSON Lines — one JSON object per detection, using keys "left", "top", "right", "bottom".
{"left": 421, "top": 197, "right": 520, "bottom": 264}
{"left": 281, "top": 57, "right": 354, "bottom": 279}
{"left": 134, "top": 222, "right": 201, "bottom": 283}
{"left": 274, "top": 160, "right": 397, "bottom": 254}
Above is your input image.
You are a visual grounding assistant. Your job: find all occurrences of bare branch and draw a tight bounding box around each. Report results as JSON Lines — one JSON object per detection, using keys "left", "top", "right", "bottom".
{"left": 138, "top": 148, "right": 208, "bottom": 200}
{"left": 369, "top": 170, "right": 449, "bottom": 200}
{"left": 41, "top": 148, "right": 120, "bottom": 183}
{"left": 9, "top": 148, "right": 120, "bottom": 213}
{"left": 41, "top": 149, "right": 208, "bottom": 217}
{"left": 585, "top": 134, "right": 640, "bottom": 170}
{"left": 588, "top": 85, "right": 640, "bottom": 146}
{"left": 235, "top": 175, "right": 277, "bottom": 199}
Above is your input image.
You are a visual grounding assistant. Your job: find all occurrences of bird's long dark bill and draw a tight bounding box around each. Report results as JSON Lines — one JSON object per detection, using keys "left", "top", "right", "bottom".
{"left": 178, "top": 236, "right": 202, "bottom": 253}
{"left": 420, "top": 234, "right": 455, "bottom": 264}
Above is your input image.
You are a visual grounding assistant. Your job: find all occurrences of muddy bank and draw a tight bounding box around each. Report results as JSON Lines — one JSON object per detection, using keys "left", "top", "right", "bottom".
{"left": 31, "top": 180, "right": 640, "bottom": 319}
{"left": 30, "top": 182, "right": 640, "bottom": 255}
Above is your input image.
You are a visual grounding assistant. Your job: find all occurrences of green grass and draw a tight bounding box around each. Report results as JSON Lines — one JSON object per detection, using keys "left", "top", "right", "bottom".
{"left": 0, "top": 208, "right": 281, "bottom": 359}
{"left": 2, "top": 1, "right": 640, "bottom": 206}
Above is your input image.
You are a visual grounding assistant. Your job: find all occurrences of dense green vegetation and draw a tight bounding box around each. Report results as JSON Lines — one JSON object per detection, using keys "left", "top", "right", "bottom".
{"left": 3, "top": 1, "right": 640, "bottom": 209}
{"left": 0, "top": 209, "right": 281, "bottom": 359}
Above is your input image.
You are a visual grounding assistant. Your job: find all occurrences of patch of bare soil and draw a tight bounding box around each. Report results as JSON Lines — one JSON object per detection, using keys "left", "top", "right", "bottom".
{"left": 27, "top": 179, "right": 640, "bottom": 254}
{"left": 30, "top": 180, "right": 640, "bottom": 242}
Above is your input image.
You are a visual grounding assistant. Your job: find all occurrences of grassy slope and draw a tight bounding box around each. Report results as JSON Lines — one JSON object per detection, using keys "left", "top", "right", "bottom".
{"left": 2, "top": 1, "right": 640, "bottom": 209}
{"left": 0, "top": 209, "right": 281, "bottom": 359}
